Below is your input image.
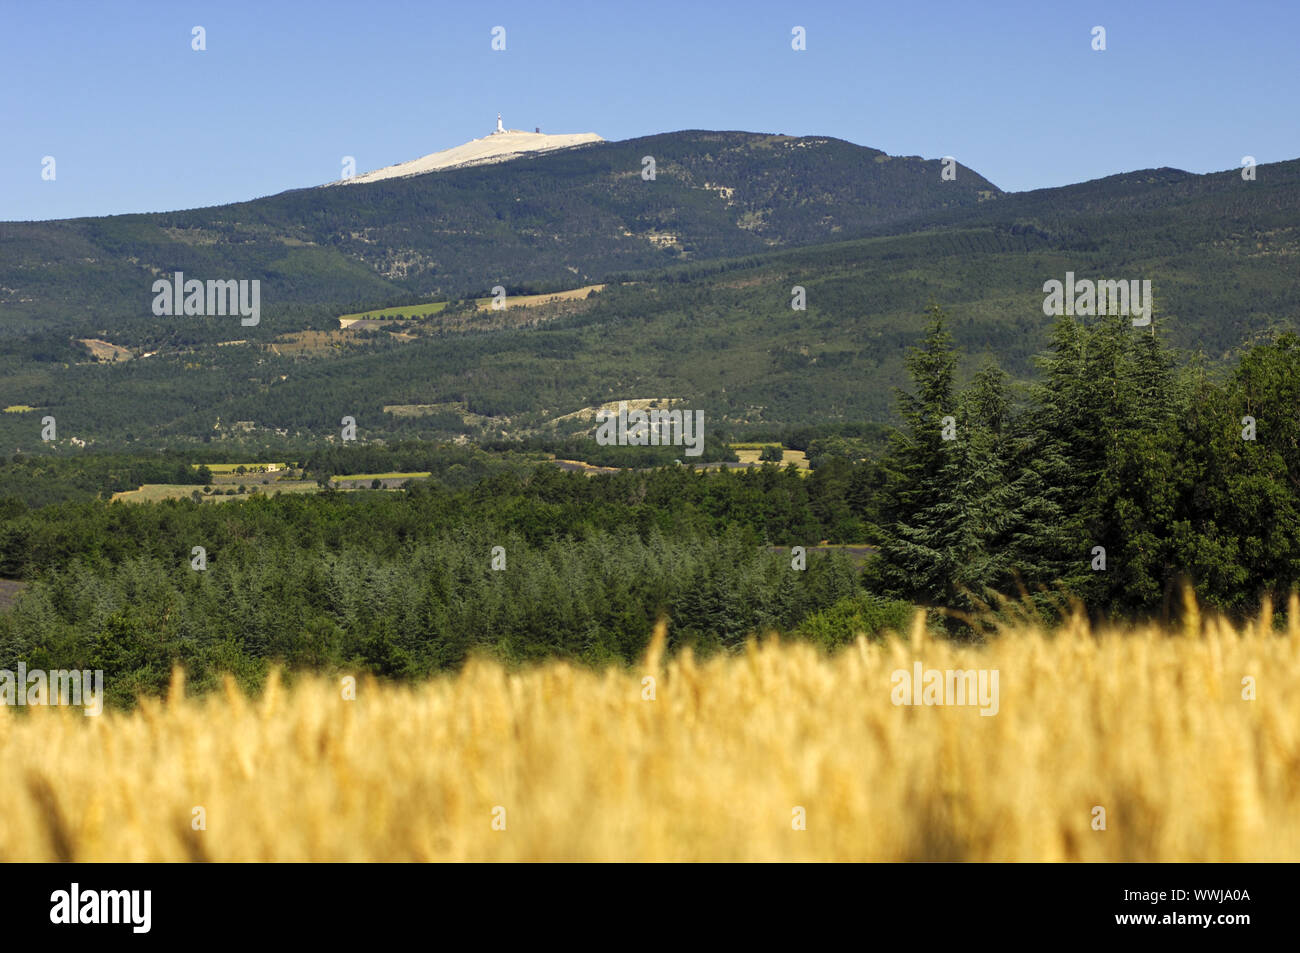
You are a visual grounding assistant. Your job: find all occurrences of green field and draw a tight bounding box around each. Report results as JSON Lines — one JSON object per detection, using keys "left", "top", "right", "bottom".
{"left": 338, "top": 302, "right": 448, "bottom": 323}
{"left": 331, "top": 471, "right": 431, "bottom": 482}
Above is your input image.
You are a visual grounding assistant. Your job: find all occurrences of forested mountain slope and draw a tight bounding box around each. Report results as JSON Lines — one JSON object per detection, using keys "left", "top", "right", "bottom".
{"left": 0, "top": 130, "right": 998, "bottom": 336}
{"left": 1, "top": 135, "right": 1297, "bottom": 448}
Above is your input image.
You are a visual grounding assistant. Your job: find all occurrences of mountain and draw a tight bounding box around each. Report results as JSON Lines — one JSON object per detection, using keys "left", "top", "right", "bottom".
{"left": 0, "top": 130, "right": 1000, "bottom": 339}
{"left": 328, "top": 127, "right": 605, "bottom": 185}
{"left": 2, "top": 131, "right": 1298, "bottom": 452}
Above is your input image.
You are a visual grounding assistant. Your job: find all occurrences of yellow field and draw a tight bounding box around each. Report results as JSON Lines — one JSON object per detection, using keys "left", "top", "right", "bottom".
{"left": 78, "top": 338, "right": 132, "bottom": 362}
{"left": 2, "top": 603, "right": 1298, "bottom": 861}
{"left": 732, "top": 447, "right": 811, "bottom": 471}
{"left": 110, "top": 482, "right": 318, "bottom": 503}
{"left": 474, "top": 284, "right": 605, "bottom": 310}
{"left": 196, "top": 463, "right": 288, "bottom": 474}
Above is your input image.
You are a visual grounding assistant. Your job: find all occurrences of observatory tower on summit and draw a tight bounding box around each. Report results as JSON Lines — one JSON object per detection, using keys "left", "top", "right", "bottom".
{"left": 329, "top": 114, "right": 603, "bottom": 186}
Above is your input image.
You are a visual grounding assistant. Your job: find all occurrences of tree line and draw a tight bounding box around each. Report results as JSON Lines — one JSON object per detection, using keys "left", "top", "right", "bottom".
{"left": 4, "top": 304, "right": 1299, "bottom": 700}
{"left": 0, "top": 471, "right": 897, "bottom": 705}
{"left": 868, "top": 306, "right": 1300, "bottom": 624}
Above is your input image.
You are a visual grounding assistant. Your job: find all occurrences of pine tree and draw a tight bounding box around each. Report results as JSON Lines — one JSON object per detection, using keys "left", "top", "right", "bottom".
{"left": 1029, "top": 311, "right": 1184, "bottom": 616}
{"left": 871, "top": 309, "right": 1003, "bottom": 626}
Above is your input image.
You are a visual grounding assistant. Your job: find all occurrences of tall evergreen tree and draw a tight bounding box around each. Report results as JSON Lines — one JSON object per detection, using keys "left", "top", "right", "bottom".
{"left": 870, "top": 309, "right": 1003, "bottom": 625}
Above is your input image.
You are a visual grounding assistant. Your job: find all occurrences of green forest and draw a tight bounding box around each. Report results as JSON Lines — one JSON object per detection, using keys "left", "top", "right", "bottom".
{"left": 3, "top": 306, "right": 1299, "bottom": 705}
{"left": 4, "top": 128, "right": 1299, "bottom": 709}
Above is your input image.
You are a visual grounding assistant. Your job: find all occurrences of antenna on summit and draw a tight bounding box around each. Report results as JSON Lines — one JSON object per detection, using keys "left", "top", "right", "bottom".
{"left": 496, "top": 113, "right": 504, "bottom": 134}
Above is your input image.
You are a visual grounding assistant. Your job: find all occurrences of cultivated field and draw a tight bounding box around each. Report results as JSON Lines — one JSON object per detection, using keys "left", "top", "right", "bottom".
{"left": 77, "top": 338, "right": 133, "bottom": 363}
{"left": 109, "top": 482, "right": 320, "bottom": 503}
{"left": 731, "top": 444, "right": 812, "bottom": 471}
{"left": 197, "top": 463, "right": 289, "bottom": 474}
{"left": 338, "top": 301, "right": 448, "bottom": 327}
{"left": 473, "top": 284, "right": 604, "bottom": 310}
{"left": 3, "top": 603, "right": 1297, "bottom": 862}
{"left": 271, "top": 329, "right": 375, "bottom": 356}
{"left": 329, "top": 471, "right": 431, "bottom": 482}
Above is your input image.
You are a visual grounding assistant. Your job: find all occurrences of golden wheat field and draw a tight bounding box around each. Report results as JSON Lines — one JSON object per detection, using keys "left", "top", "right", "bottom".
{"left": 3, "top": 601, "right": 1299, "bottom": 862}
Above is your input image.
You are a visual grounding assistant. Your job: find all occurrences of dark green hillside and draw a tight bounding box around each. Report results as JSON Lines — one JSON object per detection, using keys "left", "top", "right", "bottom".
{"left": 0, "top": 131, "right": 999, "bottom": 340}
{"left": 2, "top": 176, "right": 1299, "bottom": 448}
{"left": 1, "top": 134, "right": 1298, "bottom": 448}
{"left": 859, "top": 158, "right": 1300, "bottom": 355}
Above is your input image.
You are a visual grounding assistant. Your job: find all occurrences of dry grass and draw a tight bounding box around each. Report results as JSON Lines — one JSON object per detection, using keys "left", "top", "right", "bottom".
{"left": 77, "top": 338, "right": 133, "bottom": 363}
{"left": 732, "top": 447, "right": 812, "bottom": 471}
{"left": 2, "top": 602, "right": 1298, "bottom": 861}
{"left": 473, "top": 284, "right": 605, "bottom": 311}
{"left": 270, "top": 329, "right": 361, "bottom": 356}
{"left": 109, "top": 482, "right": 321, "bottom": 503}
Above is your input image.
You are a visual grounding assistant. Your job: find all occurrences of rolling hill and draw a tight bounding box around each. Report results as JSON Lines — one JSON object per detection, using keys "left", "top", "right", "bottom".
{"left": 1, "top": 131, "right": 1297, "bottom": 450}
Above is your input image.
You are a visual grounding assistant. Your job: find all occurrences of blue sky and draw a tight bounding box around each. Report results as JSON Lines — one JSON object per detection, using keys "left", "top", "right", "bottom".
{"left": 3, "top": 0, "right": 1297, "bottom": 221}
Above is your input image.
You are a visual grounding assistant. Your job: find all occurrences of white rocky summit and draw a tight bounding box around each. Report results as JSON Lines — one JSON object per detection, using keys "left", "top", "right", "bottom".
{"left": 330, "top": 114, "right": 603, "bottom": 186}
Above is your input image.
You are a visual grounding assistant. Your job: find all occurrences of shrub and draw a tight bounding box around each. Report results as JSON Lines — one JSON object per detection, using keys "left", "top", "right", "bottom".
{"left": 795, "top": 592, "right": 915, "bottom": 649}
